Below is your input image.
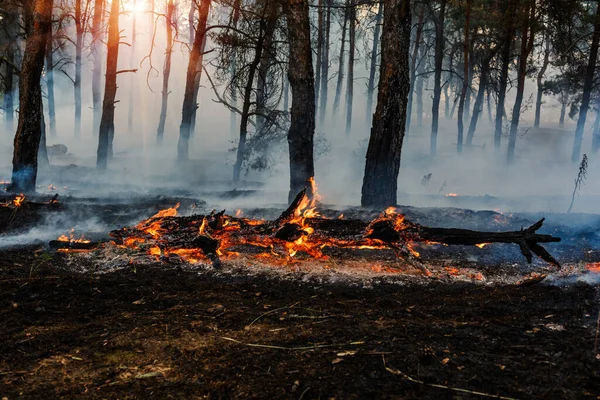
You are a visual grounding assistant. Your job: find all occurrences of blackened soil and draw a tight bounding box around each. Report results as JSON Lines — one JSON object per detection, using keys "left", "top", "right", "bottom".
{"left": 0, "top": 248, "right": 599, "bottom": 399}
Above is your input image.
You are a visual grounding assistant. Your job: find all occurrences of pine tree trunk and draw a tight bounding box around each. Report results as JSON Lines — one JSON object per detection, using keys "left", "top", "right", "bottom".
{"left": 430, "top": 0, "right": 446, "bottom": 156}
{"left": 415, "top": 69, "right": 424, "bottom": 127}
{"left": 464, "top": 35, "right": 475, "bottom": 122}
{"left": 157, "top": 0, "right": 175, "bottom": 144}
{"left": 315, "top": 0, "right": 323, "bottom": 107}
{"left": 128, "top": 0, "right": 137, "bottom": 133}
{"left": 466, "top": 50, "right": 494, "bottom": 145}
{"left": 405, "top": 6, "right": 424, "bottom": 133}
{"left": 345, "top": 0, "right": 356, "bottom": 136}
{"left": 45, "top": 38, "right": 57, "bottom": 137}
{"left": 361, "top": 0, "right": 410, "bottom": 208}
{"left": 255, "top": 8, "right": 278, "bottom": 135}
{"left": 318, "top": 0, "right": 331, "bottom": 125}
{"left": 534, "top": 33, "right": 550, "bottom": 128}
{"left": 178, "top": 0, "right": 211, "bottom": 162}
{"left": 592, "top": 99, "right": 600, "bottom": 153}
{"left": 9, "top": 0, "right": 52, "bottom": 193}
{"left": 283, "top": 0, "right": 316, "bottom": 201}
{"left": 366, "top": 3, "right": 383, "bottom": 125}
{"left": 74, "top": 0, "right": 83, "bottom": 136}
{"left": 494, "top": 0, "right": 515, "bottom": 151}
{"left": 559, "top": 93, "right": 567, "bottom": 128}
{"left": 486, "top": 85, "right": 493, "bottom": 123}
{"left": 96, "top": 0, "right": 120, "bottom": 170}
{"left": 91, "top": 0, "right": 104, "bottom": 135}
{"left": 456, "top": 0, "right": 470, "bottom": 155}
{"left": 507, "top": 1, "right": 535, "bottom": 164}
{"left": 39, "top": 98, "right": 49, "bottom": 167}
{"left": 572, "top": 2, "right": 600, "bottom": 162}
{"left": 332, "top": 0, "right": 349, "bottom": 115}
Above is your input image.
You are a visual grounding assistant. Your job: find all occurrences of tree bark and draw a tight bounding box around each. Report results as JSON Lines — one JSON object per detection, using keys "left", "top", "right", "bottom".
{"left": 45, "top": 37, "right": 57, "bottom": 137}
{"left": 361, "top": 0, "right": 410, "bottom": 208}
{"left": 39, "top": 98, "right": 49, "bottom": 167}
{"left": 315, "top": 0, "right": 323, "bottom": 107}
{"left": 534, "top": 32, "right": 550, "bottom": 128}
{"left": 318, "top": 0, "right": 331, "bottom": 124}
{"left": 178, "top": 0, "right": 211, "bottom": 162}
{"left": 96, "top": 0, "right": 120, "bottom": 169}
{"left": 9, "top": 0, "right": 53, "bottom": 193}
{"left": 572, "top": 2, "right": 600, "bottom": 162}
{"left": 283, "top": 0, "right": 316, "bottom": 201}
{"left": 559, "top": 92, "right": 567, "bottom": 128}
{"left": 157, "top": 0, "right": 175, "bottom": 144}
{"left": 494, "top": 0, "right": 515, "bottom": 151}
{"left": 406, "top": 6, "right": 424, "bottom": 133}
{"left": 256, "top": 5, "right": 278, "bottom": 135}
{"left": 456, "top": 0, "right": 470, "bottom": 154}
{"left": 128, "top": 0, "right": 137, "bottom": 133}
{"left": 366, "top": 3, "right": 384, "bottom": 125}
{"left": 466, "top": 50, "right": 495, "bottom": 146}
{"left": 332, "top": 0, "right": 349, "bottom": 116}
{"left": 592, "top": 99, "right": 600, "bottom": 153}
{"left": 507, "top": 0, "right": 535, "bottom": 164}
{"left": 74, "top": 0, "right": 83, "bottom": 136}
{"left": 91, "top": 0, "right": 104, "bottom": 136}
{"left": 345, "top": 0, "right": 356, "bottom": 136}
{"left": 430, "top": 0, "right": 446, "bottom": 156}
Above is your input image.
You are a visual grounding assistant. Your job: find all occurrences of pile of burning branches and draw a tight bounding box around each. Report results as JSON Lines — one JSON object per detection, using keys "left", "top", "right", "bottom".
{"left": 75, "top": 179, "right": 563, "bottom": 271}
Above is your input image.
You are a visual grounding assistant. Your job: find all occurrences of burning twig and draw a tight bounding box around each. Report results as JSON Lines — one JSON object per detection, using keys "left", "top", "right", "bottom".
{"left": 567, "top": 154, "right": 588, "bottom": 213}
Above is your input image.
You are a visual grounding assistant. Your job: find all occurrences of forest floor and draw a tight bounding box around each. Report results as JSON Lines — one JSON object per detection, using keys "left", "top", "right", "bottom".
{"left": 1, "top": 185, "right": 600, "bottom": 399}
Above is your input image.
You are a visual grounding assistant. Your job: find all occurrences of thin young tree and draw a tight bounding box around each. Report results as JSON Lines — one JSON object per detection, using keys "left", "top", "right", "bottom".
{"left": 91, "top": 0, "right": 105, "bottom": 135}
{"left": 157, "top": 0, "right": 176, "bottom": 144}
{"left": 456, "top": 0, "right": 470, "bottom": 154}
{"left": 430, "top": 0, "right": 446, "bottom": 156}
{"left": 345, "top": 0, "right": 356, "bottom": 136}
{"left": 332, "top": 0, "right": 349, "bottom": 115}
{"left": 365, "top": 2, "right": 383, "bottom": 124}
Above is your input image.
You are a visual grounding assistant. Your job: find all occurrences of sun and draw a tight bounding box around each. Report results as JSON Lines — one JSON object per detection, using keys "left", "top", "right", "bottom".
{"left": 122, "top": 0, "right": 148, "bottom": 14}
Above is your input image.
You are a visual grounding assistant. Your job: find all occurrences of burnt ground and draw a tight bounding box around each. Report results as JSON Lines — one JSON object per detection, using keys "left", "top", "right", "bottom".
{"left": 1, "top": 185, "right": 600, "bottom": 399}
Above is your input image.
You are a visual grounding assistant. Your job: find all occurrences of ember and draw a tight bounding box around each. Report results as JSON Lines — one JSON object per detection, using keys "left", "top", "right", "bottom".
{"left": 445, "top": 193, "right": 458, "bottom": 197}
{"left": 585, "top": 263, "right": 600, "bottom": 273}
{"left": 12, "top": 194, "right": 25, "bottom": 207}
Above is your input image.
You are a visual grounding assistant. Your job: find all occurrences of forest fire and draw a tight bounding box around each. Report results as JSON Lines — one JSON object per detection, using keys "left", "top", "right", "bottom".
{"left": 12, "top": 194, "right": 25, "bottom": 207}
{"left": 586, "top": 263, "right": 600, "bottom": 273}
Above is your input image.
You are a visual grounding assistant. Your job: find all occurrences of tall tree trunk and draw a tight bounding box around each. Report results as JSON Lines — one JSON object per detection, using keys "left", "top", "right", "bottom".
{"left": 332, "top": 0, "right": 349, "bottom": 115}
{"left": 2, "top": 5, "right": 18, "bottom": 134}
{"left": 361, "top": 0, "right": 410, "bottom": 208}
{"left": 507, "top": 1, "right": 535, "bottom": 164}
{"left": 534, "top": 32, "right": 550, "bottom": 128}
{"left": 96, "top": 0, "right": 120, "bottom": 169}
{"left": 430, "top": 0, "right": 446, "bottom": 156}
{"left": 345, "top": 0, "right": 356, "bottom": 136}
{"left": 464, "top": 34, "right": 475, "bottom": 122}
{"left": 39, "top": 98, "right": 49, "bottom": 167}
{"left": 128, "top": 0, "right": 137, "bottom": 133}
{"left": 592, "top": 99, "right": 600, "bottom": 153}
{"left": 9, "top": 0, "right": 53, "bottom": 193}
{"left": 456, "top": 0, "right": 470, "bottom": 154}
{"left": 45, "top": 38, "right": 57, "bottom": 137}
{"left": 559, "top": 92, "right": 567, "bottom": 127}
{"left": 189, "top": 1, "right": 195, "bottom": 45}
{"left": 406, "top": 6, "right": 424, "bottom": 133}
{"left": 415, "top": 67, "right": 424, "bottom": 127}
{"left": 178, "top": 0, "right": 211, "bottom": 162}
{"left": 572, "top": 2, "right": 600, "bottom": 162}
{"left": 74, "top": 0, "right": 83, "bottom": 136}
{"left": 486, "top": 85, "right": 493, "bottom": 123}
{"left": 283, "top": 67, "right": 290, "bottom": 111}
{"left": 189, "top": 25, "right": 208, "bottom": 138}
{"left": 315, "top": 0, "right": 323, "bottom": 107}
{"left": 91, "top": 0, "right": 104, "bottom": 135}
{"left": 318, "top": 0, "right": 331, "bottom": 124}
{"left": 366, "top": 3, "right": 383, "bottom": 125}
{"left": 283, "top": 0, "right": 316, "bottom": 201}
{"left": 466, "top": 51, "right": 494, "bottom": 146}
{"left": 157, "top": 0, "right": 175, "bottom": 144}
{"left": 494, "top": 0, "right": 515, "bottom": 151}
{"left": 255, "top": 6, "right": 278, "bottom": 135}
{"left": 229, "top": 0, "right": 241, "bottom": 137}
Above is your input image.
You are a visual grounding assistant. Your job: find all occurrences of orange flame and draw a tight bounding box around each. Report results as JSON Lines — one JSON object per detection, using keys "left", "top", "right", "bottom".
{"left": 585, "top": 263, "right": 600, "bottom": 273}
{"left": 475, "top": 243, "right": 490, "bottom": 249}
{"left": 445, "top": 193, "right": 458, "bottom": 197}
{"left": 13, "top": 194, "right": 25, "bottom": 207}
{"left": 57, "top": 228, "right": 91, "bottom": 243}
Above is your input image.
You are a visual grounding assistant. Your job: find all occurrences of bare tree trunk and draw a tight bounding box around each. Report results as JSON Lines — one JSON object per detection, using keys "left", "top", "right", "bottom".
{"left": 178, "top": 0, "right": 211, "bottom": 162}
{"left": 189, "top": 1, "right": 195, "bottom": 45}
{"left": 256, "top": 6, "right": 278, "bottom": 134}
{"left": 507, "top": 1, "right": 535, "bottom": 164}
{"left": 406, "top": 6, "right": 424, "bottom": 133}
{"left": 189, "top": 28, "right": 208, "bottom": 139}
{"left": 45, "top": 38, "right": 57, "bottom": 137}
{"left": 572, "top": 2, "right": 600, "bottom": 162}
{"left": 486, "top": 85, "right": 493, "bottom": 123}
{"left": 283, "top": 0, "right": 316, "bottom": 201}
{"left": 361, "top": 0, "right": 410, "bottom": 208}
{"left": 332, "top": 0, "right": 349, "bottom": 115}
{"left": 157, "top": 0, "right": 175, "bottom": 144}
{"left": 318, "top": 0, "right": 331, "bottom": 124}
{"left": 2, "top": 6, "right": 18, "bottom": 134}
{"left": 91, "top": 0, "right": 104, "bottom": 135}
{"left": 345, "top": 0, "right": 356, "bottom": 136}
{"left": 128, "top": 0, "right": 137, "bottom": 133}
{"left": 466, "top": 50, "right": 496, "bottom": 146}
{"left": 494, "top": 0, "right": 515, "bottom": 151}
{"left": 415, "top": 67, "right": 424, "bottom": 127}
{"left": 96, "top": 0, "right": 120, "bottom": 169}
{"left": 592, "top": 99, "right": 600, "bottom": 153}
{"left": 9, "top": 0, "right": 52, "bottom": 193}
{"left": 559, "top": 92, "right": 567, "bottom": 128}
{"left": 456, "top": 0, "right": 470, "bottom": 154}
{"left": 534, "top": 32, "right": 550, "bottom": 128}
{"left": 366, "top": 3, "right": 383, "bottom": 125}
{"left": 464, "top": 35, "right": 474, "bottom": 122}
{"left": 74, "top": 0, "right": 83, "bottom": 136}
{"left": 39, "top": 98, "right": 49, "bottom": 167}
{"left": 315, "top": 0, "right": 323, "bottom": 107}
{"left": 430, "top": 0, "right": 446, "bottom": 156}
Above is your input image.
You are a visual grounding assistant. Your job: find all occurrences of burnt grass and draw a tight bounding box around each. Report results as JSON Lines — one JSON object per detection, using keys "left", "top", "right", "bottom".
{"left": 0, "top": 247, "right": 599, "bottom": 399}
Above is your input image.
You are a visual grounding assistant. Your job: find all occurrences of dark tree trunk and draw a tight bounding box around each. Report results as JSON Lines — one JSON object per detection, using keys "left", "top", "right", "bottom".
{"left": 507, "top": 1, "right": 535, "bottom": 164}
{"left": 91, "top": 0, "right": 104, "bottom": 135}
{"left": 315, "top": 0, "right": 323, "bottom": 107}
{"left": 157, "top": 0, "right": 175, "bottom": 144}
{"left": 333, "top": 0, "right": 349, "bottom": 115}
{"left": 534, "top": 32, "right": 550, "bottom": 128}
{"left": 415, "top": 67, "right": 424, "bottom": 127}
{"left": 366, "top": 3, "right": 383, "bottom": 125}
{"left": 345, "top": 0, "right": 356, "bottom": 136}
{"left": 178, "top": 0, "right": 211, "bottom": 162}
{"left": 494, "top": 0, "right": 515, "bottom": 151}
{"left": 572, "top": 2, "right": 600, "bottom": 162}
{"left": 593, "top": 99, "right": 600, "bottom": 153}
{"left": 283, "top": 0, "right": 316, "bottom": 201}
{"left": 486, "top": 85, "right": 493, "bottom": 123}
{"left": 96, "top": 0, "right": 120, "bottom": 169}
{"left": 39, "top": 98, "right": 49, "bottom": 167}
{"left": 361, "top": 0, "right": 410, "bottom": 208}
{"left": 466, "top": 50, "right": 495, "bottom": 146}
{"left": 128, "top": 0, "right": 137, "bottom": 133}
{"left": 559, "top": 92, "right": 567, "bottom": 128}
{"left": 430, "top": 0, "right": 446, "bottom": 156}
{"left": 256, "top": 6, "right": 278, "bottom": 134}
{"left": 45, "top": 37, "right": 57, "bottom": 137}
{"left": 74, "top": 0, "right": 83, "bottom": 136}
{"left": 318, "top": 0, "right": 331, "bottom": 124}
{"left": 456, "top": 0, "right": 470, "bottom": 155}
{"left": 406, "top": 6, "right": 424, "bottom": 133}
{"left": 9, "top": 0, "right": 53, "bottom": 193}
{"left": 464, "top": 34, "right": 475, "bottom": 122}
{"left": 2, "top": 5, "right": 18, "bottom": 134}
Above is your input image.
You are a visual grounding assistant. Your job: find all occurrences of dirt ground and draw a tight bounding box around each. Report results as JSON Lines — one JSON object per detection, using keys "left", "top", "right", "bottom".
{"left": 1, "top": 246, "right": 599, "bottom": 399}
